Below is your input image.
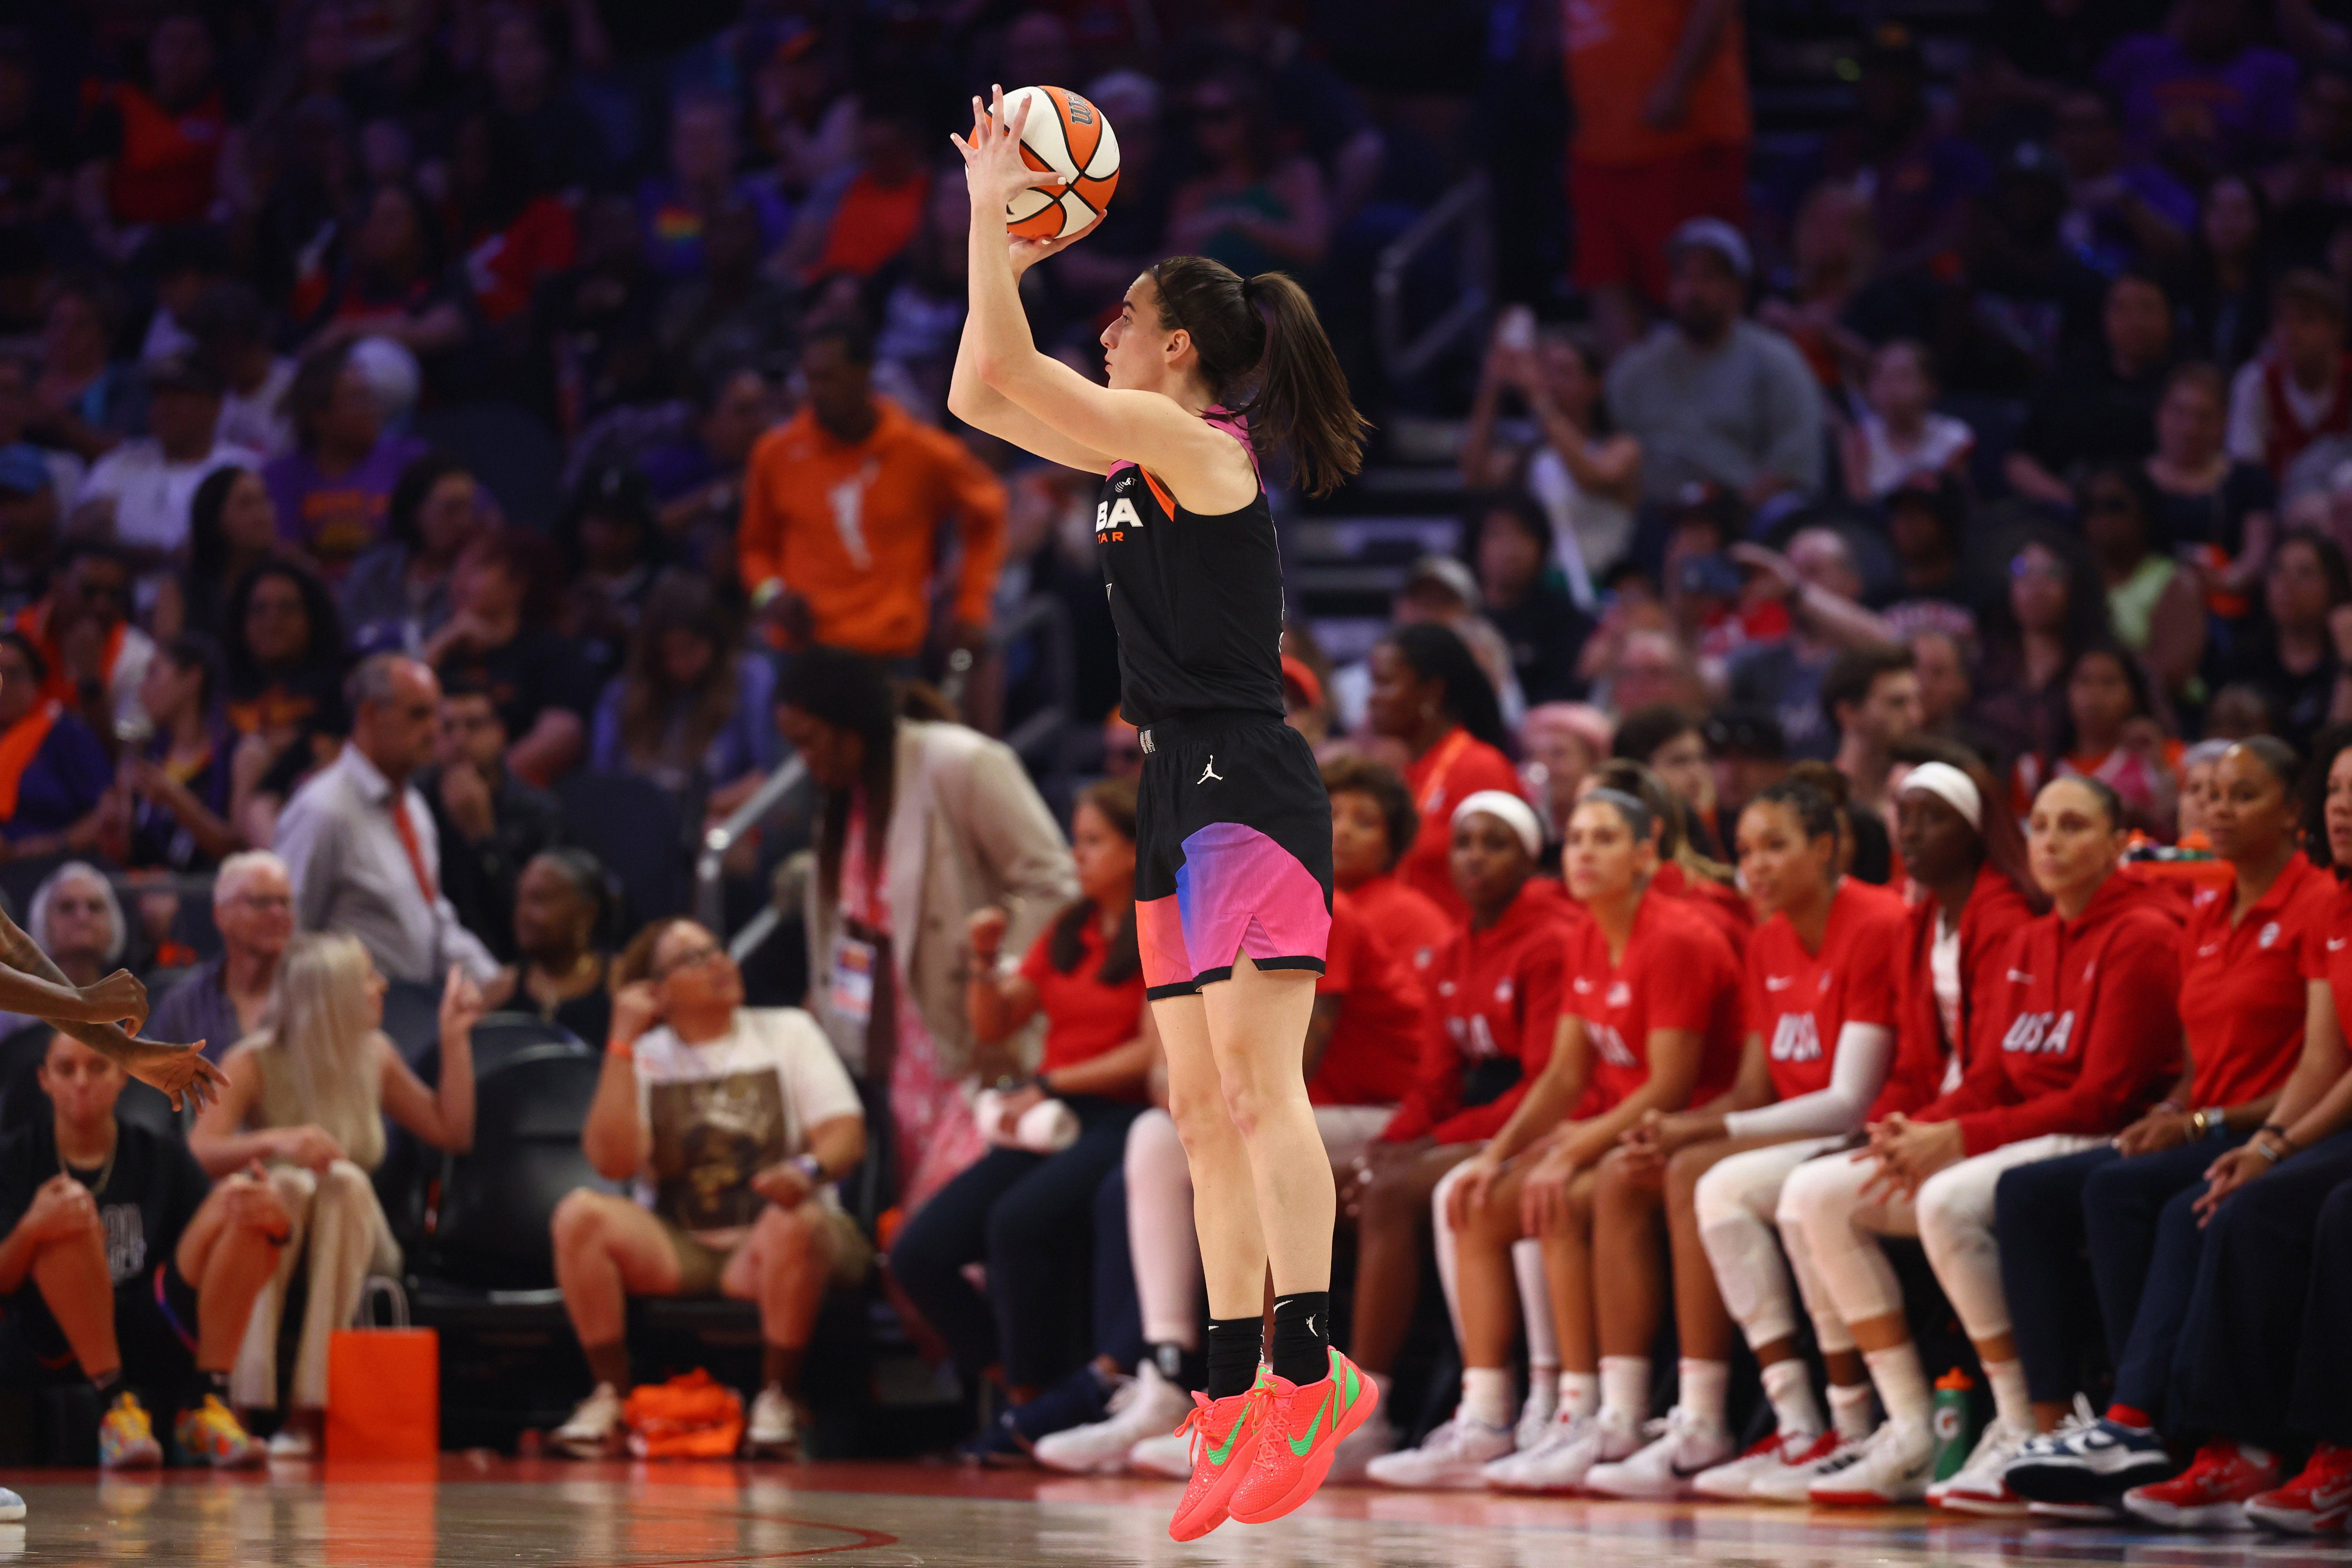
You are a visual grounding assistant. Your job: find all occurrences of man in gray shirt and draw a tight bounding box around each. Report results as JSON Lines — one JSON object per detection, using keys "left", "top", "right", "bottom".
{"left": 275, "top": 654, "right": 500, "bottom": 987}
{"left": 1606, "top": 218, "right": 1826, "bottom": 511}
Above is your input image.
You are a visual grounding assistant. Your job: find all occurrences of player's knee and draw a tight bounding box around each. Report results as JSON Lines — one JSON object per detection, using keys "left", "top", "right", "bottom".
{"left": 551, "top": 1189, "right": 609, "bottom": 1251}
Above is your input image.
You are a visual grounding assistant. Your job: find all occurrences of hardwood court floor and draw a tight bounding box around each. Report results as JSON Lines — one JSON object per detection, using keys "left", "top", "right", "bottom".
{"left": 4, "top": 1458, "right": 2344, "bottom": 1567}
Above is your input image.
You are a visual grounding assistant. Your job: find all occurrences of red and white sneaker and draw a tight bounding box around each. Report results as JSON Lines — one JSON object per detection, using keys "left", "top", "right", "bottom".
{"left": 1166, "top": 1377, "right": 1267, "bottom": 1543}
{"left": 2245, "top": 1444, "right": 2352, "bottom": 1536}
{"left": 1226, "top": 1350, "right": 1381, "bottom": 1525}
{"left": 1934, "top": 1417, "right": 2033, "bottom": 1517}
{"left": 1694, "top": 1429, "right": 1839, "bottom": 1501}
{"left": 2122, "top": 1440, "right": 2279, "bottom": 1531}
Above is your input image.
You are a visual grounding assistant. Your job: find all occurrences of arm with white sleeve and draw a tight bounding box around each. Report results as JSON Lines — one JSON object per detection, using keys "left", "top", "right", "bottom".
{"left": 1720, "top": 1022, "right": 1895, "bottom": 1138}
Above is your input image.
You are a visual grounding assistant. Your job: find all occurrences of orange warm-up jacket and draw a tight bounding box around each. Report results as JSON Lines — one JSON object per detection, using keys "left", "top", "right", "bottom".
{"left": 738, "top": 397, "right": 1008, "bottom": 658}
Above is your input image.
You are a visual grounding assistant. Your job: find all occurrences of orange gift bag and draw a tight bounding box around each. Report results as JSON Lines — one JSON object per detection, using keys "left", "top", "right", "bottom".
{"left": 326, "top": 1280, "right": 440, "bottom": 1461}
{"left": 623, "top": 1370, "right": 744, "bottom": 1459}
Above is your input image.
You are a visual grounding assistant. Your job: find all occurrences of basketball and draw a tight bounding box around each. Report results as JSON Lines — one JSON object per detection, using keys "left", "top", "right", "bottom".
{"left": 995, "top": 84, "right": 1120, "bottom": 240}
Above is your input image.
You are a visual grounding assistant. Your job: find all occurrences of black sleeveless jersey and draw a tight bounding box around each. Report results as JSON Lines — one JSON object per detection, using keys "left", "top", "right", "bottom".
{"left": 1095, "top": 413, "right": 1287, "bottom": 726}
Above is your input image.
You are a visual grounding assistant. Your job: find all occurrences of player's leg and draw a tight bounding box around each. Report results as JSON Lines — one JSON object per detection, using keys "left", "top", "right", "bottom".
{"left": 550, "top": 1189, "right": 686, "bottom": 1455}
{"left": 724, "top": 1198, "right": 855, "bottom": 1457}
{"left": 168, "top": 1172, "right": 287, "bottom": 1464}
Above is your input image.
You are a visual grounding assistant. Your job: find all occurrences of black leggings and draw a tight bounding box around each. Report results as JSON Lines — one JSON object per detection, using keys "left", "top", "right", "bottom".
{"left": 888, "top": 1097, "right": 1143, "bottom": 1387}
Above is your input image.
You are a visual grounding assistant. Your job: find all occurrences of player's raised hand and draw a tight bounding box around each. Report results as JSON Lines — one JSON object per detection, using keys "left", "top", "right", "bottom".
{"left": 952, "top": 84, "right": 1067, "bottom": 217}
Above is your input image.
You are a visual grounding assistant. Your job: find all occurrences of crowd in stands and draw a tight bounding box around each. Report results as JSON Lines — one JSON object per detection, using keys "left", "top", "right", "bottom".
{"left": 0, "top": 0, "right": 2349, "bottom": 1539}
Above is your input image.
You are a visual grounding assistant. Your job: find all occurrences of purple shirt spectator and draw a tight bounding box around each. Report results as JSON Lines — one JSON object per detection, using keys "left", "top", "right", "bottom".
{"left": 264, "top": 434, "right": 428, "bottom": 584}
{"left": 636, "top": 176, "right": 790, "bottom": 281}
{"left": 2098, "top": 31, "right": 2299, "bottom": 171}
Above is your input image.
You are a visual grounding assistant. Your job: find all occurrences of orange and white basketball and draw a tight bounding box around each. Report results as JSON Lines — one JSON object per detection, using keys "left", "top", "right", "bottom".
{"left": 997, "top": 85, "right": 1120, "bottom": 240}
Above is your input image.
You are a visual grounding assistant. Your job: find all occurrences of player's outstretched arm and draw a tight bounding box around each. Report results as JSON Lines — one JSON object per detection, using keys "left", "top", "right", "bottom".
{"left": 0, "top": 906, "right": 222, "bottom": 1112}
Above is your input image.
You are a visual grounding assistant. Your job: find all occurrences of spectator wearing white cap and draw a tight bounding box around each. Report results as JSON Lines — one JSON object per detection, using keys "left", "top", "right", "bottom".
{"left": 1605, "top": 218, "right": 1825, "bottom": 513}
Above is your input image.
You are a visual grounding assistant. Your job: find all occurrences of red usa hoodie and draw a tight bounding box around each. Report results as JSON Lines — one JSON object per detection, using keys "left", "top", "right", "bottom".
{"left": 1918, "top": 869, "right": 2182, "bottom": 1156}
{"left": 1873, "top": 864, "right": 2041, "bottom": 1120}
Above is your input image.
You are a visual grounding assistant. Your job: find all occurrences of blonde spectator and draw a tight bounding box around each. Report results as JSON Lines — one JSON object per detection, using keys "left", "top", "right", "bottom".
{"left": 189, "top": 935, "right": 485, "bottom": 1455}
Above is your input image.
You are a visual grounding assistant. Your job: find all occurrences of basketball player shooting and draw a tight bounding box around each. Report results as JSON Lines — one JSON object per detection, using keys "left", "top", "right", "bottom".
{"left": 949, "top": 84, "right": 1372, "bottom": 1539}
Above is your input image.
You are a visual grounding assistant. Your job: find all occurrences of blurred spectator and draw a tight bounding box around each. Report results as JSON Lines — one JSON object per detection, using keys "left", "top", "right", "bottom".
{"left": 0, "top": 356, "right": 83, "bottom": 503}
{"left": 1331, "top": 555, "right": 1526, "bottom": 732}
{"left": 221, "top": 559, "right": 347, "bottom": 780}
{"left": 106, "top": 632, "right": 238, "bottom": 871}
{"left": 1041, "top": 70, "right": 1173, "bottom": 317}
{"left": 2173, "top": 735, "right": 2232, "bottom": 839}
{"left": 655, "top": 203, "right": 796, "bottom": 395}
{"left": 301, "top": 184, "right": 471, "bottom": 394}
{"left": 72, "top": 12, "right": 235, "bottom": 258}
{"left": 2005, "top": 268, "right": 2177, "bottom": 507}
{"left": 342, "top": 453, "right": 479, "bottom": 656}
{"left": 159, "top": 466, "right": 278, "bottom": 645}
{"left": 1460, "top": 315, "right": 1641, "bottom": 605}
{"left": 749, "top": 26, "right": 858, "bottom": 198}
{"left": 2227, "top": 270, "right": 2350, "bottom": 488}
{"left": 1702, "top": 704, "right": 1789, "bottom": 843}
{"left": 779, "top": 648, "right": 1076, "bottom": 1212}
{"left": 789, "top": 99, "right": 932, "bottom": 285}
{"left": 741, "top": 319, "right": 1005, "bottom": 666}
{"left": 148, "top": 849, "right": 292, "bottom": 1062}
{"left": 1973, "top": 529, "right": 2114, "bottom": 764}
{"left": 1165, "top": 68, "right": 1330, "bottom": 279}
{"left": 1100, "top": 710, "right": 1143, "bottom": 786}
{"left": 873, "top": 178, "right": 971, "bottom": 420}
{"left": 417, "top": 679, "right": 563, "bottom": 967}
{"left": 643, "top": 365, "right": 776, "bottom": 572}
{"left": 1561, "top": 0, "right": 1749, "bottom": 354}
{"left": 275, "top": 654, "right": 500, "bottom": 987}
{"left": 1519, "top": 702, "right": 1614, "bottom": 844}
{"left": 22, "top": 863, "right": 125, "bottom": 993}
{"left": 1874, "top": 477, "right": 1984, "bottom": 633}
{"left": 2207, "top": 528, "right": 2352, "bottom": 751}
{"left": 639, "top": 90, "right": 789, "bottom": 281}
{"left": 1607, "top": 219, "right": 1824, "bottom": 509}
{"left": 425, "top": 529, "right": 593, "bottom": 785}
{"left": 2263, "top": 56, "right": 2352, "bottom": 247}
{"left": 1321, "top": 754, "right": 1455, "bottom": 978}
{"left": 72, "top": 354, "right": 255, "bottom": 557}
{"left": 2096, "top": 0, "right": 2298, "bottom": 181}
{"left": 2204, "top": 679, "right": 2279, "bottom": 739}
{"left": 550, "top": 918, "right": 867, "bottom": 1461}
{"left": 29, "top": 277, "right": 136, "bottom": 461}
{"left": 1360, "top": 622, "right": 1523, "bottom": 920}
{"left": 1839, "top": 340, "right": 1974, "bottom": 503}
{"left": 529, "top": 193, "right": 666, "bottom": 437}
{"left": 2080, "top": 461, "right": 2205, "bottom": 701}
{"left": 1821, "top": 645, "right": 1923, "bottom": 820}
{"left": 1281, "top": 654, "right": 1331, "bottom": 747}
{"left": 479, "top": 7, "right": 608, "bottom": 198}
{"left": 1597, "top": 624, "right": 1708, "bottom": 717}
{"left": 1724, "top": 528, "right": 1901, "bottom": 761}
{"left": 263, "top": 345, "right": 428, "bottom": 582}
{"left": 1829, "top": 25, "right": 1993, "bottom": 273}
{"left": 557, "top": 466, "right": 664, "bottom": 684}
{"left": 481, "top": 848, "right": 615, "bottom": 1045}
{"left": 1756, "top": 181, "right": 1876, "bottom": 390}
{"left": 1612, "top": 703, "right": 1720, "bottom": 853}
{"left": 0, "top": 446, "right": 58, "bottom": 617}
{"left": 2051, "top": 86, "right": 2195, "bottom": 270}
{"left": 2177, "top": 174, "right": 2273, "bottom": 372}
{"left": 1908, "top": 626, "right": 1981, "bottom": 746}
{"left": 1468, "top": 494, "right": 1591, "bottom": 705}
{"left": 190, "top": 933, "right": 484, "bottom": 1455}
{"left": 16, "top": 543, "right": 152, "bottom": 743}
{"left": 442, "top": 108, "right": 576, "bottom": 330}
{"left": 2011, "top": 641, "right": 2180, "bottom": 831}
{"left": 590, "top": 571, "right": 777, "bottom": 811}
{"left": 134, "top": 225, "right": 229, "bottom": 366}
{"left": 2148, "top": 361, "right": 2276, "bottom": 621}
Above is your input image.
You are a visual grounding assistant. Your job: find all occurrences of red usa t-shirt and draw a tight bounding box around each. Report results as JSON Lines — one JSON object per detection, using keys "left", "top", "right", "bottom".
{"left": 1310, "top": 889, "right": 1431, "bottom": 1107}
{"left": 1744, "top": 878, "right": 1909, "bottom": 1101}
{"left": 2180, "top": 853, "right": 2335, "bottom": 1109}
{"left": 1345, "top": 871, "right": 1454, "bottom": 983}
{"left": 1560, "top": 890, "right": 1744, "bottom": 1114}
{"left": 2318, "top": 877, "right": 2352, "bottom": 1051}
{"left": 1020, "top": 916, "right": 1147, "bottom": 1093}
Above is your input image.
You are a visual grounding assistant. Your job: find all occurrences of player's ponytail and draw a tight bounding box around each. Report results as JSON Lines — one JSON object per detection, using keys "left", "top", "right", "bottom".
{"left": 1150, "top": 255, "right": 1368, "bottom": 497}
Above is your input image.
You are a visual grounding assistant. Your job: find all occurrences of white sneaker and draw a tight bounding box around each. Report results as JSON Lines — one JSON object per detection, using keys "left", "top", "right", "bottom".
{"left": 1483, "top": 1409, "right": 1642, "bottom": 1493}
{"left": 1753, "top": 1432, "right": 1871, "bottom": 1503}
{"left": 742, "top": 1386, "right": 799, "bottom": 1459}
{"left": 1693, "top": 1429, "right": 1837, "bottom": 1500}
{"left": 1515, "top": 1381, "right": 1559, "bottom": 1453}
{"left": 1325, "top": 1405, "right": 1401, "bottom": 1485}
{"left": 0, "top": 1486, "right": 21, "bottom": 1522}
{"left": 265, "top": 1427, "right": 315, "bottom": 1459}
{"left": 1934, "top": 1417, "right": 2032, "bottom": 1516}
{"left": 1363, "top": 1410, "right": 1516, "bottom": 1490}
{"left": 1585, "top": 1406, "right": 1737, "bottom": 1499}
{"left": 1809, "top": 1419, "right": 1934, "bottom": 1505}
{"left": 554, "top": 1382, "right": 626, "bottom": 1459}
{"left": 1127, "top": 1430, "right": 1194, "bottom": 1479}
{"left": 1033, "top": 1362, "right": 1194, "bottom": 1475}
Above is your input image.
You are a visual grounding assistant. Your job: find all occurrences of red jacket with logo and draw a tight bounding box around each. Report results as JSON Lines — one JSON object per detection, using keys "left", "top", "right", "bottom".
{"left": 1873, "top": 864, "right": 2042, "bottom": 1119}
{"left": 1381, "top": 886, "right": 1574, "bottom": 1144}
{"left": 1919, "top": 871, "right": 2182, "bottom": 1155}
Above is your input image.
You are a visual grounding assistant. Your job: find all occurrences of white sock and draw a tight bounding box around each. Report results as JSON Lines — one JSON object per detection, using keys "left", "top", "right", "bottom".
{"left": 1678, "top": 1358, "right": 1731, "bottom": 1432}
{"left": 1523, "top": 1366, "right": 1558, "bottom": 1417}
{"left": 1559, "top": 1370, "right": 1599, "bottom": 1420}
{"left": 1864, "top": 1345, "right": 1932, "bottom": 1429}
{"left": 1828, "top": 1381, "right": 1877, "bottom": 1441}
{"left": 1599, "top": 1356, "right": 1650, "bottom": 1426}
{"left": 1982, "top": 1356, "right": 2031, "bottom": 1432}
{"left": 1461, "top": 1367, "right": 1513, "bottom": 1429}
{"left": 1761, "top": 1358, "right": 1824, "bottom": 1439}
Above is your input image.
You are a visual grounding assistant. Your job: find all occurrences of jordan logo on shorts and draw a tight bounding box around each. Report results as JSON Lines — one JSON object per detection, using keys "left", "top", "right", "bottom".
{"left": 1197, "top": 757, "right": 1224, "bottom": 785}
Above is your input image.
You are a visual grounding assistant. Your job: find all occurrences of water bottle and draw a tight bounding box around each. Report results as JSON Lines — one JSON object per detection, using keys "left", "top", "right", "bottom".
{"left": 1932, "top": 1368, "right": 1978, "bottom": 1481}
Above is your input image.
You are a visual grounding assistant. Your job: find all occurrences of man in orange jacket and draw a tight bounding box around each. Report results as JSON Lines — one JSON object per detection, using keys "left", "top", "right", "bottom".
{"left": 740, "top": 320, "right": 1007, "bottom": 667}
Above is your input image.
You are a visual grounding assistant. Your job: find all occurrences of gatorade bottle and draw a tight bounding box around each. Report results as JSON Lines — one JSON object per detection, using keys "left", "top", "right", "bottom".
{"left": 1932, "top": 1369, "right": 1978, "bottom": 1481}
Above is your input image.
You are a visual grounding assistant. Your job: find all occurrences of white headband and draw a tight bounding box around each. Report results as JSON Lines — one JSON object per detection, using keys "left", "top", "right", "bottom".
{"left": 1454, "top": 789, "right": 1544, "bottom": 859}
{"left": 1900, "top": 761, "right": 1983, "bottom": 831}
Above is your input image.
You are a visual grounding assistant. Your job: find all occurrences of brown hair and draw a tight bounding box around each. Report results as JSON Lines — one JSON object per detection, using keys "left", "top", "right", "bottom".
{"left": 1592, "top": 757, "right": 1735, "bottom": 888}
{"left": 1047, "top": 779, "right": 1142, "bottom": 983}
{"left": 1320, "top": 754, "right": 1418, "bottom": 871}
{"left": 612, "top": 918, "right": 691, "bottom": 989}
{"left": 1147, "top": 256, "right": 1368, "bottom": 497}
{"left": 2276, "top": 267, "right": 2349, "bottom": 323}
{"left": 617, "top": 572, "right": 742, "bottom": 772}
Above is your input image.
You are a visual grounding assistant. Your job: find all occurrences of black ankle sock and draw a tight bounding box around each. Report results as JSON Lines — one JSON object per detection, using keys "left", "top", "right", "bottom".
{"left": 1203, "top": 1316, "right": 1262, "bottom": 1400}
{"left": 1270, "top": 1292, "right": 1331, "bottom": 1386}
{"left": 1149, "top": 1340, "right": 1205, "bottom": 1393}
{"left": 187, "top": 1368, "right": 229, "bottom": 1412}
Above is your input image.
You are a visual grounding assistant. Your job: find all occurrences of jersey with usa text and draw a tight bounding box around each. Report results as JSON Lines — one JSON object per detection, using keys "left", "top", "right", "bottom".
{"left": 1096, "top": 408, "right": 1287, "bottom": 726}
{"left": 1560, "top": 890, "right": 1745, "bottom": 1116}
{"left": 1743, "top": 877, "right": 1908, "bottom": 1102}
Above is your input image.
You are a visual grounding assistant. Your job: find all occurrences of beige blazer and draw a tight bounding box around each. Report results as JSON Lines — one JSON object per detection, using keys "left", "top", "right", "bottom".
{"left": 803, "top": 720, "right": 1077, "bottom": 1080}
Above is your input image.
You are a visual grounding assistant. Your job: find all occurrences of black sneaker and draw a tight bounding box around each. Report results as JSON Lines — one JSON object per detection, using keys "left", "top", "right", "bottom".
{"left": 2005, "top": 1414, "right": 2176, "bottom": 1505}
